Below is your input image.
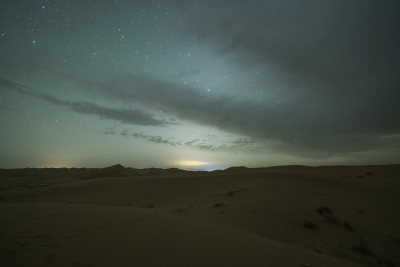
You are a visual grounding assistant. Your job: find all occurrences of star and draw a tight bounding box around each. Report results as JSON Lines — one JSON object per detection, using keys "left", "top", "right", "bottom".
{"left": 32, "top": 40, "right": 37, "bottom": 44}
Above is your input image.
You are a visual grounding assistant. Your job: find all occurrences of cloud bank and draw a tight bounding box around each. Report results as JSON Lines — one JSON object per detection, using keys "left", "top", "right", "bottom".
{"left": 0, "top": 78, "right": 165, "bottom": 126}
{"left": 96, "top": 72, "right": 400, "bottom": 157}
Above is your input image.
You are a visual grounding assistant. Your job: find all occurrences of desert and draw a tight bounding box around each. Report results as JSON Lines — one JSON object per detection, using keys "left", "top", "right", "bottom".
{"left": 1, "top": 164, "right": 399, "bottom": 266}
{"left": 2, "top": 0, "right": 400, "bottom": 266}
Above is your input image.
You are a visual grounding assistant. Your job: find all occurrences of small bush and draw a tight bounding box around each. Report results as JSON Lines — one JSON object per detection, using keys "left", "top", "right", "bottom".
{"left": 214, "top": 202, "right": 225, "bottom": 208}
{"left": 316, "top": 205, "right": 333, "bottom": 215}
{"left": 226, "top": 188, "right": 245, "bottom": 196}
{"left": 314, "top": 249, "right": 322, "bottom": 253}
{"left": 352, "top": 244, "right": 372, "bottom": 255}
{"left": 175, "top": 208, "right": 186, "bottom": 213}
{"left": 366, "top": 171, "right": 374, "bottom": 176}
{"left": 175, "top": 207, "right": 192, "bottom": 213}
{"left": 226, "top": 191, "right": 236, "bottom": 196}
{"left": 304, "top": 221, "right": 317, "bottom": 230}
{"left": 377, "top": 258, "right": 396, "bottom": 267}
{"left": 343, "top": 221, "right": 354, "bottom": 232}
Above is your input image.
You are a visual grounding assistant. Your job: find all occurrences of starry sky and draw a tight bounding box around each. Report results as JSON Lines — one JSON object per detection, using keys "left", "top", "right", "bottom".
{"left": 1, "top": 0, "right": 399, "bottom": 169}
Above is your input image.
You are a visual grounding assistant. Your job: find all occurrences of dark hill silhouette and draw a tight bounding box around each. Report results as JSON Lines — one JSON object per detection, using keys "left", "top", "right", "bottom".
{"left": 224, "top": 166, "right": 248, "bottom": 172}
{"left": 85, "top": 164, "right": 132, "bottom": 179}
{"left": 103, "top": 164, "right": 125, "bottom": 170}
{"left": 83, "top": 164, "right": 191, "bottom": 179}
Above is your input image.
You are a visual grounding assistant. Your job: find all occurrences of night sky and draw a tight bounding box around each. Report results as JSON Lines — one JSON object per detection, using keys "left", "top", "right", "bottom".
{"left": 1, "top": 0, "right": 399, "bottom": 169}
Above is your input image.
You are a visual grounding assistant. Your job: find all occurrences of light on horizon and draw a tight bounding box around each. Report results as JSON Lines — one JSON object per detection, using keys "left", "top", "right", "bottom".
{"left": 172, "top": 160, "right": 210, "bottom": 167}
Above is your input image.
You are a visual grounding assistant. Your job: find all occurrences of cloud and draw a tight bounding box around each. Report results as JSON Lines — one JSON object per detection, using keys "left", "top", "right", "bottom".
{"left": 175, "top": 69, "right": 201, "bottom": 78}
{"left": 104, "top": 129, "right": 259, "bottom": 152}
{"left": 105, "top": 129, "right": 176, "bottom": 146}
{"left": 0, "top": 77, "right": 165, "bottom": 126}
{"left": 0, "top": 78, "right": 34, "bottom": 96}
{"left": 88, "top": 0, "right": 400, "bottom": 157}
{"left": 95, "top": 72, "right": 400, "bottom": 157}
{"left": 176, "top": 1, "right": 400, "bottom": 96}
{"left": 3, "top": 0, "right": 399, "bottom": 160}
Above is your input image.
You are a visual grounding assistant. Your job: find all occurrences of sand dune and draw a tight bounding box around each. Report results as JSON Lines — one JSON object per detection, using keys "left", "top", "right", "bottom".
{"left": 1, "top": 165, "right": 399, "bottom": 266}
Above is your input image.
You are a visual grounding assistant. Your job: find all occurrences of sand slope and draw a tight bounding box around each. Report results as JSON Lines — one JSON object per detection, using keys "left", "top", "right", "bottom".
{"left": 0, "top": 203, "right": 358, "bottom": 267}
{"left": 1, "top": 165, "right": 399, "bottom": 266}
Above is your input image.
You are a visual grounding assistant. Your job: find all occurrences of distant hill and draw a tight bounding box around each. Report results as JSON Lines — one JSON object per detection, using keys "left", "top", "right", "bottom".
{"left": 224, "top": 166, "right": 248, "bottom": 172}
{"left": 84, "top": 164, "right": 191, "bottom": 179}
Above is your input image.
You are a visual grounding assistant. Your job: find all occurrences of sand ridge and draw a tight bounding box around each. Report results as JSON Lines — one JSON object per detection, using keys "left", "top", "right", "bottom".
{"left": 1, "top": 164, "right": 399, "bottom": 266}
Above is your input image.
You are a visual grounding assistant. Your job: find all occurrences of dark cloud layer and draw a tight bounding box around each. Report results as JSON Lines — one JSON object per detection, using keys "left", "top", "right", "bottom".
{"left": 0, "top": 78, "right": 165, "bottom": 126}
{"left": 1, "top": 0, "right": 399, "bottom": 166}
{"left": 178, "top": 0, "right": 400, "bottom": 90}
{"left": 174, "top": 1, "right": 400, "bottom": 129}
{"left": 94, "top": 0, "right": 398, "bottom": 157}
{"left": 97, "top": 73, "right": 400, "bottom": 157}
{"left": 104, "top": 128, "right": 258, "bottom": 152}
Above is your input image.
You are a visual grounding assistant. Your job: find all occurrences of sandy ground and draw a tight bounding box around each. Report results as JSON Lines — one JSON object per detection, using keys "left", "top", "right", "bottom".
{"left": 1, "top": 164, "right": 399, "bottom": 266}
